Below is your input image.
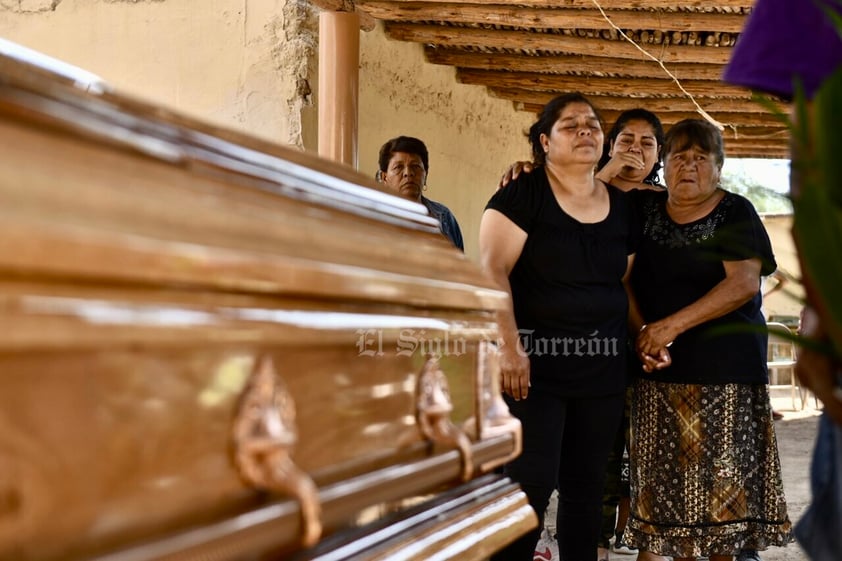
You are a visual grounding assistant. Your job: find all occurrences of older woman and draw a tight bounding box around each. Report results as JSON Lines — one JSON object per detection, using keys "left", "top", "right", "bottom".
{"left": 377, "top": 135, "right": 464, "bottom": 250}
{"left": 628, "top": 119, "right": 792, "bottom": 561}
{"left": 480, "top": 93, "right": 637, "bottom": 561}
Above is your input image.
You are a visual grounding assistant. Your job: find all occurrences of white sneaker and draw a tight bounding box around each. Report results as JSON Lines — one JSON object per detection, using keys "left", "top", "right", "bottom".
{"left": 612, "top": 535, "right": 639, "bottom": 555}
{"left": 534, "top": 528, "right": 559, "bottom": 561}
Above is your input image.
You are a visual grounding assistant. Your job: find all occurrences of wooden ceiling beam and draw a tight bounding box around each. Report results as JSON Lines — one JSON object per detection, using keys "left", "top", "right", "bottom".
{"left": 425, "top": 49, "right": 725, "bottom": 80}
{"left": 596, "top": 109, "right": 789, "bottom": 128}
{"left": 725, "top": 140, "right": 789, "bottom": 158}
{"left": 725, "top": 153, "right": 791, "bottom": 160}
{"left": 493, "top": 87, "right": 787, "bottom": 114}
{"left": 362, "top": 1, "right": 784, "bottom": 158}
{"left": 359, "top": 3, "right": 748, "bottom": 32}
{"left": 724, "top": 145, "right": 790, "bottom": 151}
{"left": 721, "top": 128, "right": 791, "bottom": 141}
{"left": 724, "top": 136, "right": 791, "bottom": 149}
{"left": 511, "top": 110, "right": 789, "bottom": 159}
{"left": 385, "top": 23, "right": 734, "bottom": 64}
{"left": 724, "top": 152, "right": 790, "bottom": 160}
{"left": 722, "top": 134, "right": 790, "bottom": 143}
{"left": 517, "top": 103, "right": 788, "bottom": 134}
{"left": 457, "top": 69, "right": 753, "bottom": 99}
{"left": 365, "top": 0, "right": 752, "bottom": 10}
{"left": 305, "top": 0, "right": 376, "bottom": 30}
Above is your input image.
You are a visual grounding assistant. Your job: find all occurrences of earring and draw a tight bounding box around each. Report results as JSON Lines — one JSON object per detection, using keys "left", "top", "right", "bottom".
{"left": 422, "top": 184, "right": 428, "bottom": 191}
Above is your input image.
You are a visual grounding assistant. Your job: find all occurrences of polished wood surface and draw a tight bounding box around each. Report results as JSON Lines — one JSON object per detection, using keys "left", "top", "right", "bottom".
{"left": 0, "top": 44, "right": 535, "bottom": 560}
{"left": 0, "top": 115, "right": 502, "bottom": 311}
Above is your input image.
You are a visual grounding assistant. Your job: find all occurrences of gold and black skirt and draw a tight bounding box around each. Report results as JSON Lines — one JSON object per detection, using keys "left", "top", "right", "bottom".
{"left": 625, "top": 378, "right": 793, "bottom": 558}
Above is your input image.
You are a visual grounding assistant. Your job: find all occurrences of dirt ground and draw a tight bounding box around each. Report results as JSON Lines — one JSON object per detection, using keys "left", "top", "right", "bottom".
{"left": 546, "top": 388, "right": 824, "bottom": 561}
{"left": 742, "top": 390, "right": 820, "bottom": 561}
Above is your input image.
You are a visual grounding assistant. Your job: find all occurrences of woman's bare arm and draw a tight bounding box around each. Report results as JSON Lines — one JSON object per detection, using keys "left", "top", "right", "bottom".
{"left": 479, "top": 209, "right": 530, "bottom": 400}
{"left": 637, "top": 258, "right": 761, "bottom": 359}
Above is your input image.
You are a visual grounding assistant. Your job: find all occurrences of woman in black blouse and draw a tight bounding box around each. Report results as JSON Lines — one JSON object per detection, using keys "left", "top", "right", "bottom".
{"left": 627, "top": 119, "right": 792, "bottom": 561}
{"left": 480, "top": 93, "right": 637, "bottom": 561}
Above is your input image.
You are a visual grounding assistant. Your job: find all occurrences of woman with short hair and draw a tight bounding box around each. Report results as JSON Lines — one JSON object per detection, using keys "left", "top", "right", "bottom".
{"left": 627, "top": 119, "right": 792, "bottom": 561}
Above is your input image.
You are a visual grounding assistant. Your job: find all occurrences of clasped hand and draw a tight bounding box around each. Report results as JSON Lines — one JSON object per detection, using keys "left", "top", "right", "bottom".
{"left": 637, "top": 323, "right": 673, "bottom": 372}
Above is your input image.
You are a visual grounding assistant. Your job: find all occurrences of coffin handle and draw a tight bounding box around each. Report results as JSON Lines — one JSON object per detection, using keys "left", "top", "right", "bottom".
{"left": 231, "top": 356, "right": 322, "bottom": 547}
{"left": 471, "top": 340, "right": 523, "bottom": 472}
{"left": 415, "top": 356, "right": 474, "bottom": 482}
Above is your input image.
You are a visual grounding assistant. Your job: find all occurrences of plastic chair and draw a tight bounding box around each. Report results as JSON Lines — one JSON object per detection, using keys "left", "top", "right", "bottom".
{"left": 767, "top": 322, "right": 800, "bottom": 410}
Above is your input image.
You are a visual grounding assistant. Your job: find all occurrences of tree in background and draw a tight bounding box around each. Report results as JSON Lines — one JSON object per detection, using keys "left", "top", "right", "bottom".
{"left": 720, "top": 167, "right": 793, "bottom": 214}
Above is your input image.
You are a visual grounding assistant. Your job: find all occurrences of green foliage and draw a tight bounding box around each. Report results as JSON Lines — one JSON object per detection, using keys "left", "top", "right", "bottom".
{"left": 791, "top": 59, "right": 842, "bottom": 359}
{"left": 819, "top": 0, "right": 842, "bottom": 39}
{"left": 720, "top": 168, "right": 792, "bottom": 214}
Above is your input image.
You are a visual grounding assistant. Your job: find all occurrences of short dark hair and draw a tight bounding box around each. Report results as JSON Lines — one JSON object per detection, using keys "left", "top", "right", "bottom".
{"left": 378, "top": 136, "right": 429, "bottom": 174}
{"left": 527, "top": 92, "right": 602, "bottom": 166}
{"left": 662, "top": 119, "right": 725, "bottom": 170}
{"left": 598, "top": 108, "right": 665, "bottom": 185}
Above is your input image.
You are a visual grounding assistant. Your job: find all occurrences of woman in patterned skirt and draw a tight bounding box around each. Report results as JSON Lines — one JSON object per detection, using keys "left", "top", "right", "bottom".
{"left": 627, "top": 118, "right": 793, "bottom": 561}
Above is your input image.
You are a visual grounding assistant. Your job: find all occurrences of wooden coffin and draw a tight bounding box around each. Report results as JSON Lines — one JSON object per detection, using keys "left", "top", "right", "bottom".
{"left": 0, "top": 40, "right": 536, "bottom": 560}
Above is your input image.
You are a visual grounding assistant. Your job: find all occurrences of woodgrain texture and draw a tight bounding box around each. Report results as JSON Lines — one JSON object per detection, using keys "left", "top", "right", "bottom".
{"left": 338, "top": 0, "right": 789, "bottom": 157}
{"left": 0, "top": 47, "right": 535, "bottom": 560}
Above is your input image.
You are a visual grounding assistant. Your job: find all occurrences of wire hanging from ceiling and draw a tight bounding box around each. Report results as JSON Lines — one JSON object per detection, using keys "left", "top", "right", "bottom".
{"left": 590, "top": 0, "right": 725, "bottom": 131}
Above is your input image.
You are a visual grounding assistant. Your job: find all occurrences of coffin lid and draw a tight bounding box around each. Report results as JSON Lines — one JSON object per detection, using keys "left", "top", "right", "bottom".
{"left": 0, "top": 39, "right": 508, "bottom": 313}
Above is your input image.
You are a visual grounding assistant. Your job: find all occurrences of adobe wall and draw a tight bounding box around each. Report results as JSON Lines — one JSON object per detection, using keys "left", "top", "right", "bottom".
{"left": 761, "top": 215, "right": 804, "bottom": 322}
{"left": 0, "top": 0, "right": 320, "bottom": 148}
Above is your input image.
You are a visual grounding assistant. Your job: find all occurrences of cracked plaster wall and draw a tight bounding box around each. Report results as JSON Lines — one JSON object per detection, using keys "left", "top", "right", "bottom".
{"left": 1, "top": 1, "right": 59, "bottom": 12}
{"left": 0, "top": 0, "right": 318, "bottom": 147}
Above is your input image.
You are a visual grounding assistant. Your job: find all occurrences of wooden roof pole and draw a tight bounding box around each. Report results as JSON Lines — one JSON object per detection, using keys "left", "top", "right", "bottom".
{"left": 318, "top": 10, "right": 359, "bottom": 168}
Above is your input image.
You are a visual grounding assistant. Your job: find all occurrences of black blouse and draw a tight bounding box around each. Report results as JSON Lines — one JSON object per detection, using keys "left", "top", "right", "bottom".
{"left": 486, "top": 169, "right": 637, "bottom": 397}
{"left": 630, "top": 189, "right": 777, "bottom": 385}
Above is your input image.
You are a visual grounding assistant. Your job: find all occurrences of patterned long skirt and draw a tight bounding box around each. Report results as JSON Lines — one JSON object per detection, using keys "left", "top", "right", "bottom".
{"left": 625, "top": 378, "right": 793, "bottom": 558}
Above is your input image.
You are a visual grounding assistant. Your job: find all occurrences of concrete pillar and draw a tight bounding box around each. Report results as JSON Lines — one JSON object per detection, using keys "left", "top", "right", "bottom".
{"left": 318, "top": 11, "right": 359, "bottom": 168}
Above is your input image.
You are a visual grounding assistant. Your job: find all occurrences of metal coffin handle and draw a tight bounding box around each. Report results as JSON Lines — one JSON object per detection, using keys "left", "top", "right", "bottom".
{"left": 472, "top": 340, "right": 522, "bottom": 472}
{"left": 231, "top": 356, "right": 322, "bottom": 547}
{"left": 415, "top": 356, "right": 474, "bottom": 482}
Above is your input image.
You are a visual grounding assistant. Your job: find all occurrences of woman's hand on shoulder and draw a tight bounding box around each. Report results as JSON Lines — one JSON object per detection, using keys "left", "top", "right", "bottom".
{"left": 497, "top": 161, "right": 535, "bottom": 191}
{"left": 499, "top": 342, "right": 531, "bottom": 400}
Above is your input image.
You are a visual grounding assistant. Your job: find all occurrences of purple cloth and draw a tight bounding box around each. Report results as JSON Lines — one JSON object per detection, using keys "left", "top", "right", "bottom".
{"left": 723, "top": 0, "right": 842, "bottom": 99}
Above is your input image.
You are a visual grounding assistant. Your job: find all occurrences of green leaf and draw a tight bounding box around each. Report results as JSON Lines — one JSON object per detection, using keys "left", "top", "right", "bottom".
{"left": 813, "top": 66, "right": 842, "bottom": 206}
{"left": 791, "top": 66, "right": 842, "bottom": 359}
{"left": 817, "top": 0, "right": 842, "bottom": 39}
